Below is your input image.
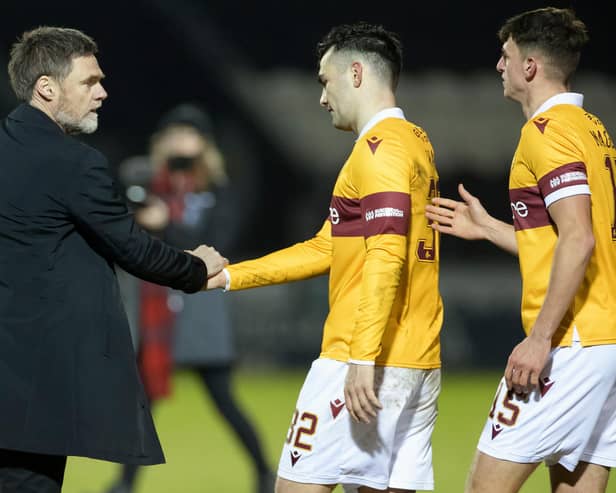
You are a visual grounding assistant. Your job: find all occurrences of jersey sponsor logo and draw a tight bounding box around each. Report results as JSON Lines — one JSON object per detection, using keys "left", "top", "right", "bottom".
{"left": 290, "top": 450, "right": 302, "bottom": 466}
{"left": 538, "top": 162, "right": 588, "bottom": 197}
{"left": 330, "top": 398, "right": 345, "bottom": 419}
{"left": 365, "top": 207, "right": 404, "bottom": 221}
{"left": 509, "top": 186, "right": 551, "bottom": 231}
{"left": 548, "top": 171, "right": 587, "bottom": 189}
{"left": 329, "top": 196, "right": 362, "bottom": 237}
{"left": 510, "top": 201, "right": 528, "bottom": 218}
{"left": 361, "top": 191, "right": 410, "bottom": 237}
{"left": 366, "top": 135, "right": 383, "bottom": 155}
{"left": 329, "top": 207, "right": 340, "bottom": 225}
{"left": 533, "top": 117, "right": 550, "bottom": 134}
{"left": 539, "top": 377, "right": 554, "bottom": 397}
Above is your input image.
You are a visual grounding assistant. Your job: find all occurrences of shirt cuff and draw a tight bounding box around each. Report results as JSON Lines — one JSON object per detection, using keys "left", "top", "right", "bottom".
{"left": 348, "top": 359, "right": 375, "bottom": 366}
{"left": 223, "top": 268, "right": 231, "bottom": 292}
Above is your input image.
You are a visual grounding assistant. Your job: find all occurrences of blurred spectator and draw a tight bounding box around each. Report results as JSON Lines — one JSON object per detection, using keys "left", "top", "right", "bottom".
{"left": 106, "top": 103, "right": 274, "bottom": 493}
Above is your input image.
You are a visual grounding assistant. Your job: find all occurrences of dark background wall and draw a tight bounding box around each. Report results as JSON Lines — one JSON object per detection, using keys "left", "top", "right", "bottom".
{"left": 2, "top": 0, "right": 611, "bottom": 249}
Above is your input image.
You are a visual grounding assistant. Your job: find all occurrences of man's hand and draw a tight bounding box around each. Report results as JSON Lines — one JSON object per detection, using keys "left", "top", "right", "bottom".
{"left": 504, "top": 332, "right": 551, "bottom": 395}
{"left": 425, "top": 183, "right": 490, "bottom": 240}
{"left": 344, "top": 364, "right": 382, "bottom": 424}
{"left": 204, "top": 269, "right": 227, "bottom": 290}
{"left": 425, "top": 183, "right": 518, "bottom": 255}
{"left": 189, "top": 245, "right": 228, "bottom": 279}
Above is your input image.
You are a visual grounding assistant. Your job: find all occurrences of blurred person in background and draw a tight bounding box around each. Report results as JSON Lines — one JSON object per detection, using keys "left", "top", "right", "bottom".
{"left": 426, "top": 7, "right": 616, "bottom": 493}
{"left": 104, "top": 103, "right": 275, "bottom": 493}
{"left": 0, "top": 27, "right": 226, "bottom": 493}
{"left": 207, "top": 22, "right": 443, "bottom": 493}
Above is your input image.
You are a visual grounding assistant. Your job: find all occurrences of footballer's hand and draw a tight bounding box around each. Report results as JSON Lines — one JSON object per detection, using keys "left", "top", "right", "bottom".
{"left": 505, "top": 333, "right": 551, "bottom": 395}
{"left": 189, "top": 245, "right": 228, "bottom": 278}
{"left": 204, "top": 269, "right": 227, "bottom": 291}
{"left": 344, "top": 363, "right": 382, "bottom": 424}
{"left": 425, "top": 183, "right": 491, "bottom": 240}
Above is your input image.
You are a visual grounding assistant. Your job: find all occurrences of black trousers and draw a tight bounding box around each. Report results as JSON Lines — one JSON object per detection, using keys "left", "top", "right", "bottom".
{"left": 0, "top": 449, "right": 66, "bottom": 493}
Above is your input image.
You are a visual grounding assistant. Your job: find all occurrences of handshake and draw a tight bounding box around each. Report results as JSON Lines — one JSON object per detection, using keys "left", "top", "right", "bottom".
{"left": 187, "top": 245, "right": 230, "bottom": 290}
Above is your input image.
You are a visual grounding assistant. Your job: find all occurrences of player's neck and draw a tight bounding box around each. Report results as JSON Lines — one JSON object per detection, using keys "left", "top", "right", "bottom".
{"left": 354, "top": 93, "right": 397, "bottom": 135}
{"left": 522, "top": 81, "right": 570, "bottom": 120}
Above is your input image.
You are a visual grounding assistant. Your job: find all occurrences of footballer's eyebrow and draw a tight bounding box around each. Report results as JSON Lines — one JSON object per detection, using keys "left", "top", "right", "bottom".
{"left": 317, "top": 74, "right": 326, "bottom": 86}
{"left": 82, "top": 73, "right": 106, "bottom": 84}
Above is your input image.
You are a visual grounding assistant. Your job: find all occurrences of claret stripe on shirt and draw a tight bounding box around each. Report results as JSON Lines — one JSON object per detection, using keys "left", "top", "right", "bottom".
{"left": 329, "top": 196, "right": 362, "bottom": 236}
{"left": 329, "top": 192, "right": 411, "bottom": 237}
{"left": 537, "top": 161, "right": 590, "bottom": 207}
{"left": 509, "top": 186, "right": 552, "bottom": 231}
{"left": 361, "top": 191, "right": 410, "bottom": 237}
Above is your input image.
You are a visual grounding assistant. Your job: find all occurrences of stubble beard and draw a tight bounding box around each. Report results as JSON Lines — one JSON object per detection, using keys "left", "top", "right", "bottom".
{"left": 56, "top": 110, "right": 98, "bottom": 135}
{"left": 56, "top": 96, "right": 98, "bottom": 135}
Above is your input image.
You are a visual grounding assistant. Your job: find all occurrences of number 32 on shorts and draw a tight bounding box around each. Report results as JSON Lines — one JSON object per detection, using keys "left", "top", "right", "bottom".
{"left": 286, "top": 409, "right": 319, "bottom": 451}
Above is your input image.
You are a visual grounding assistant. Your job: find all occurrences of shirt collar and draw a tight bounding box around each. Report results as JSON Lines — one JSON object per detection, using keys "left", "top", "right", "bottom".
{"left": 531, "top": 92, "right": 584, "bottom": 119}
{"left": 357, "top": 107, "right": 405, "bottom": 139}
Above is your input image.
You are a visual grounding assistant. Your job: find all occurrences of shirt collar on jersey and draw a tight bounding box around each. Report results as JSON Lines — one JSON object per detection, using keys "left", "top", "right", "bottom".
{"left": 357, "top": 107, "right": 406, "bottom": 140}
{"left": 531, "top": 92, "right": 584, "bottom": 119}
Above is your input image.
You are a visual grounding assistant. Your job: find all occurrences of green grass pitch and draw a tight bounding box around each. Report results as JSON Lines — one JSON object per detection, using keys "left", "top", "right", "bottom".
{"left": 61, "top": 369, "right": 613, "bottom": 492}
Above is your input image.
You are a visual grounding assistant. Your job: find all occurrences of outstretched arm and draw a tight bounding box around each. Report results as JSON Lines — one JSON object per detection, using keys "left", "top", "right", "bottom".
{"left": 425, "top": 183, "right": 518, "bottom": 256}
{"left": 204, "top": 220, "right": 332, "bottom": 291}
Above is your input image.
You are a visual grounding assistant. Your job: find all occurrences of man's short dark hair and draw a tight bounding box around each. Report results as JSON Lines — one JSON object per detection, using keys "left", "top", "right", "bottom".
{"left": 498, "top": 7, "right": 589, "bottom": 83}
{"left": 316, "top": 22, "right": 403, "bottom": 89}
{"left": 8, "top": 26, "right": 98, "bottom": 102}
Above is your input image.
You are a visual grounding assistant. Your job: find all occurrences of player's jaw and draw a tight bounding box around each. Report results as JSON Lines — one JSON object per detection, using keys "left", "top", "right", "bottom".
{"left": 329, "top": 109, "right": 349, "bottom": 130}
{"left": 501, "top": 77, "right": 510, "bottom": 97}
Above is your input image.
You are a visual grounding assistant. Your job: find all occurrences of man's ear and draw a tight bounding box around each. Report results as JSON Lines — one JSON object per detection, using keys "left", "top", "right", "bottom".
{"left": 33, "top": 75, "right": 58, "bottom": 102}
{"left": 524, "top": 56, "right": 538, "bottom": 81}
{"left": 351, "top": 61, "right": 363, "bottom": 88}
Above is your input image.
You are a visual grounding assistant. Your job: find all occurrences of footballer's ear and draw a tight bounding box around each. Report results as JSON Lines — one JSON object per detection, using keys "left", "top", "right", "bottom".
{"left": 351, "top": 61, "right": 363, "bottom": 88}
{"left": 524, "top": 56, "right": 538, "bottom": 81}
{"left": 33, "top": 75, "right": 58, "bottom": 102}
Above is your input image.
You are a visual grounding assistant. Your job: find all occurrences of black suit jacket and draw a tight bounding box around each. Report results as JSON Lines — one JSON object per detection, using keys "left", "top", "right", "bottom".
{"left": 0, "top": 104, "right": 207, "bottom": 464}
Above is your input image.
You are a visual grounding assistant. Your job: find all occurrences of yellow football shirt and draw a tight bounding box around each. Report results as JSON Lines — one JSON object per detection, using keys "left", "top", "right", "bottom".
{"left": 509, "top": 93, "right": 616, "bottom": 347}
{"left": 227, "top": 109, "right": 443, "bottom": 368}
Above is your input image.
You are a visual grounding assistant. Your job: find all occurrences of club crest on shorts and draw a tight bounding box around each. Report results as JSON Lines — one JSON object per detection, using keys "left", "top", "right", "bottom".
{"left": 290, "top": 449, "right": 302, "bottom": 466}
{"left": 330, "top": 398, "right": 345, "bottom": 419}
{"left": 491, "top": 423, "right": 504, "bottom": 439}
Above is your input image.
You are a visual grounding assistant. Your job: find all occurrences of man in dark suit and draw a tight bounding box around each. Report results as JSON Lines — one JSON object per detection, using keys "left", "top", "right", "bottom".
{"left": 0, "top": 26, "right": 227, "bottom": 492}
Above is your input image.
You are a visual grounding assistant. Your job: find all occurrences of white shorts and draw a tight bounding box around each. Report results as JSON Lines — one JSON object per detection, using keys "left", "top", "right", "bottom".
{"left": 277, "top": 358, "right": 441, "bottom": 491}
{"left": 478, "top": 342, "right": 616, "bottom": 471}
